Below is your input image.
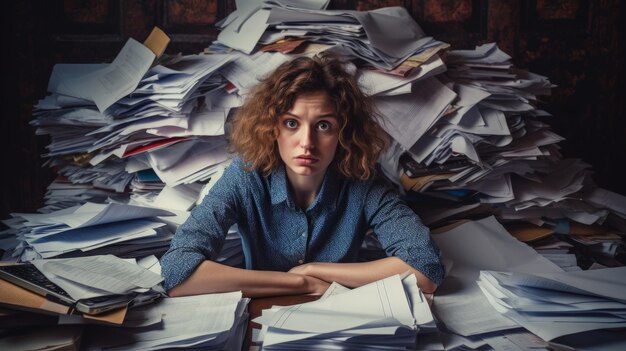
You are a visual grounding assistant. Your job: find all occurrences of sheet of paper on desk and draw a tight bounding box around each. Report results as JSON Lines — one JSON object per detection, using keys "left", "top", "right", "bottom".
{"left": 82, "top": 291, "right": 249, "bottom": 351}
{"left": 319, "top": 281, "right": 351, "bottom": 299}
{"left": 493, "top": 267, "right": 626, "bottom": 303}
{"left": 254, "top": 274, "right": 442, "bottom": 350}
{"left": 64, "top": 202, "right": 172, "bottom": 228}
{"left": 136, "top": 254, "right": 161, "bottom": 275}
{"left": 478, "top": 268, "right": 626, "bottom": 344}
{"left": 31, "top": 254, "right": 163, "bottom": 299}
{"left": 258, "top": 274, "right": 414, "bottom": 331}
{"left": 431, "top": 216, "right": 562, "bottom": 341}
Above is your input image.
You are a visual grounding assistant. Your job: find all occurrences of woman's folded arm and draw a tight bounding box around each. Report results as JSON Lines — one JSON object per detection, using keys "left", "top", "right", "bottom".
{"left": 167, "top": 260, "right": 331, "bottom": 298}
{"left": 288, "top": 256, "right": 438, "bottom": 293}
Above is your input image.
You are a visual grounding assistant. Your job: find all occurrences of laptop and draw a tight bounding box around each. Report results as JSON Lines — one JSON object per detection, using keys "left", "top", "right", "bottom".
{"left": 0, "top": 263, "right": 137, "bottom": 314}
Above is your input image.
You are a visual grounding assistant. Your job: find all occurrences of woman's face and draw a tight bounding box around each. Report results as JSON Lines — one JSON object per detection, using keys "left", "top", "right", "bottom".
{"left": 276, "top": 90, "right": 340, "bottom": 183}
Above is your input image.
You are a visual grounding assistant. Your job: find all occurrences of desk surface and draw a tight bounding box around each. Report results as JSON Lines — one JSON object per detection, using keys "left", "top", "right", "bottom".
{"left": 245, "top": 294, "right": 320, "bottom": 351}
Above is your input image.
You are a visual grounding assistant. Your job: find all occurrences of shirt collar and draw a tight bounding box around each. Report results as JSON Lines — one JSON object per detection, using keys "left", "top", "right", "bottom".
{"left": 270, "top": 162, "right": 290, "bottom": 206}
{"left": 269, "top": 162, "right": 341, "bottom": 212}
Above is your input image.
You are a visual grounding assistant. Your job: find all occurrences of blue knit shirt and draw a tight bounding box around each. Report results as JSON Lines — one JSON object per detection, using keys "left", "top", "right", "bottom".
{"left": 160, "top": 157, "right": 444, "bottom": 291}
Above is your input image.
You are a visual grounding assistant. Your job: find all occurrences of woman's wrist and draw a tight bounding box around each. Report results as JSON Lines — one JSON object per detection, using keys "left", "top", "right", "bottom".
{"left": 289, "top": 262, "right": 318, "bottom": 276}
{"left": 302, "top": 262, "right": 317, "bottom": 276}
{"left": 302, "top": 274, "right": 330, "bottom": 295}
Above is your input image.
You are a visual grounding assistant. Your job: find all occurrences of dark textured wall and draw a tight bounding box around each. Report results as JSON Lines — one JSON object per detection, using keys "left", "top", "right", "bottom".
{"left": 2, "top": 0, "right": 624, "bottom": 219}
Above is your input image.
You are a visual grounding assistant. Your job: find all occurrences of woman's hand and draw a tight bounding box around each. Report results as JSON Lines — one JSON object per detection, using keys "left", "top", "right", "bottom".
{"left": 168, "top": 260, "right": 332, "bottom": 298}
{"left": 288, "top": 262, "right": 314, "bottom": 275}
{"left": 288, "top": 258, "right": 438, "bottom": 293}
{"left": 289, "top": 264, "right": 330, "bottom": 295}
{"left": 302, "top": 274, "right": 331, "bottom": 295}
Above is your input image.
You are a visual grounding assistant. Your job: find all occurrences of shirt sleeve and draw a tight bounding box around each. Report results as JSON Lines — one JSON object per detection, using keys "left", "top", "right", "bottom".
{"left": 363, "top": 178, "right": 445, "bottom": 285}
{"left": 160, "top": 159, "right": 245, "bottom": 291}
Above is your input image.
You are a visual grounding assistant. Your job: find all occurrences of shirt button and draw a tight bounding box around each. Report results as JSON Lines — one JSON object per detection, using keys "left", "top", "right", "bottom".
{"left": 298, "top": 259, "right": 304, "bottom": 264}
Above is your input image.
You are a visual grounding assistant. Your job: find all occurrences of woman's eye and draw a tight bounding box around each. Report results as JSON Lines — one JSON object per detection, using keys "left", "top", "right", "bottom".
{"left": 317, "top": 121, "right": 331, "bottom": 131}
{"left": 285, "top": 119, "right": 298, "bottom": 129}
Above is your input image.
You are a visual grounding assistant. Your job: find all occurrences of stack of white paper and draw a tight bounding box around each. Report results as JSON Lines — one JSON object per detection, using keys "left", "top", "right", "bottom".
{"left": 430, "top": 216, "right": 563, "bottom": 350}
{"left": 7, "top": 202, "right": 174, "bottom": 259}
{"left": 478, "top": 267, "right": 626, "bottom": 349}
{"left": 380, "top": 42, "right": 610, "bottom": 229}
{"left": 89, "top": 54, "right": 233, "bottom": 160}
{"left": 215, "top": 0, "right": 329, "bottom": 55}
{"left": 40, "top": 178, "right": 130, "bottom": 214}
{"left": 83, "top": 291, "right": 250, "bottom": 351}
{"left": 36, "top": 52, "right": 236, "bottom": 192}
{"left": 407, "top": 43, "right": 556, "bottom": 169}
{"left": 216, "top": 0, "right": 447, "bottom": 71}
{"left": 30, "top": 41, "right": 240, "bottom": 215}
{"left": 253, "top": 273, "right": 443, "bottom": 350}
{"left": 31, "top": 254, "right": 164, "bottom": 302}
{"left": 268, "top": 6, "right": 444, "bottom": 70}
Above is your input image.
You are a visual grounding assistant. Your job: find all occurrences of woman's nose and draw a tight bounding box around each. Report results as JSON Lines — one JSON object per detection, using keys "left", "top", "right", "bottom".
{"left": 299, "top": 127, "right": 315, "bottom": 150}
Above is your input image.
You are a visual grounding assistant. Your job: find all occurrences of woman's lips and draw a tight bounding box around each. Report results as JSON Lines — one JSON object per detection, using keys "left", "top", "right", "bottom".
{"left": 294, "top": 156, "right": 318, "bottom": 165}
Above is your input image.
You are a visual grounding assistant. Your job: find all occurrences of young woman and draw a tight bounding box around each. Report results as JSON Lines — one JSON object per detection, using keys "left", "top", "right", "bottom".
{"left": 161, "top": 54, "right": 444, "bottom": 297}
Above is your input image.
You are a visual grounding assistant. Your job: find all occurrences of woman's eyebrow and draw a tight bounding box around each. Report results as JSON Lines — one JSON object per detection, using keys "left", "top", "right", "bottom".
{"left": 282, "top": 112, "right": 337, "bottom": 119}
{"left": 282, "top": 112, "right": 301, "bottom": 119}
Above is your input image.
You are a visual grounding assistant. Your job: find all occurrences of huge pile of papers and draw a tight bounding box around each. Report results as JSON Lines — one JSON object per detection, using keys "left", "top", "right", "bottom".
{"left": 478, "top": 267, "right": 626, "bottom": 343}
{"left": 7, "top": 202, "right": 175, "bottom": 260}
{"left": 253, "top": 273, "right": 443, "bottom": 350}
{"left": 0, "top": 2, "right": 625, "bottom": 350}
{"left": 34, "top": 40, "right": 235, "bottom": 213}
{"left": 216, "top": 0, "right": 445, "bottom": 70}
{"left": 430, "top": 216, "right": 626, "bottom": 350}
{"left": 82, "top": 291, "right": 250, "bottom": 351}
{"left": 2, "top": 0, "right": 622, "bottom": 265}
{"left": 2, "top": 27, "right": 248, "bottom": 262}
{"left": 387, "top": 43, "right": 603, "bottom": 228}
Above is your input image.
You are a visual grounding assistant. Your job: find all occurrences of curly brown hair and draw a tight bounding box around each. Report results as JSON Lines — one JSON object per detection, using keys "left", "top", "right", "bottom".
{"left": 229, "top": 53, "right": 388, "bottom": 180}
